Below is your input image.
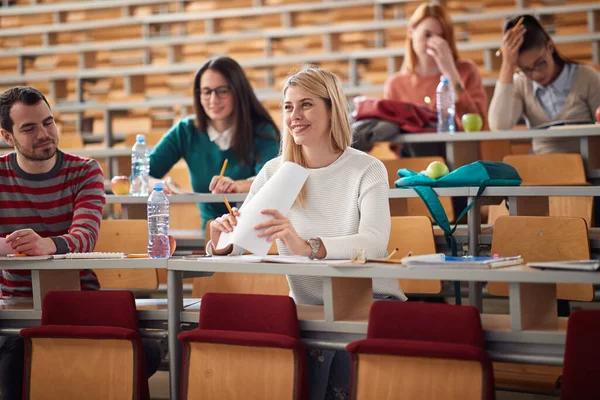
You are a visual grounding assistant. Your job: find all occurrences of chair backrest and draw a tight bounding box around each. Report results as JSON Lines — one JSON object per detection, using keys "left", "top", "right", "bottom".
{"left": 382, "top": 157, "right": 455, "bottom": 222}
{"left": 41, "top": 290, "right": 139, "bottom": 332}
{"left": 503, "top": 154, "right": 587, "bottom": 185}
{"left": 489, "top": 216, "right": 592, "bottom": 301}
{"left": 191, "top": 220, "right": 288, "bottom": 297}
{"left": 561, "top": 310, "right": 600, "bottom": 400}
{"left": 367, "top": 300, "right": 485, "bottom": 348}
{"left": 94, "top": 219, "right": 159, "bottom": 290}
{"left": 22, "top": 291, "right": 149, "bottom": 400}
{"left": 490, "top": 216, "right": 589, "bottom": 263}
{"left": 199, "top": 292, "right": 300, "bottom": 338}
{"left": 59, "top": 134, "right": 84, "bottom": 149}
{"left": 346, "top": 301, "right": 494, "bottom": 400}
{"left": 389, "top": 216, "right": 441, "bottom": 294}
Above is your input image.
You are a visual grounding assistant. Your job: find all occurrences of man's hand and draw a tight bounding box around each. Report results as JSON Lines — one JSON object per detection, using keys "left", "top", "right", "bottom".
{"left": 5, "top": 229, "right": 57, "bottom": 256}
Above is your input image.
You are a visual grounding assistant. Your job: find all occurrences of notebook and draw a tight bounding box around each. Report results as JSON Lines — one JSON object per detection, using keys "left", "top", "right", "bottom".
{"left": 402, "top": 253, "right": 523, "bottom": 269}
{"left": 527, "top": 260, "right": 600, "bottom": 271}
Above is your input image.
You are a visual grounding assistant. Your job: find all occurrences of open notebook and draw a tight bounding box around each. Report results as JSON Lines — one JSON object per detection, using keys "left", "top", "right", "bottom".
{"left": 528, "top": 260, "right": 600, "bottom": 271}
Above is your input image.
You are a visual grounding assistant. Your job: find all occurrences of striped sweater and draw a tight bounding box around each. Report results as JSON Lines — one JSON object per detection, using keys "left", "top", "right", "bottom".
{"left": 233, "top": 147, "right": 406, "bottom": 305}
{"left": 0, "top": 150, "right": 105, "bottom": 298}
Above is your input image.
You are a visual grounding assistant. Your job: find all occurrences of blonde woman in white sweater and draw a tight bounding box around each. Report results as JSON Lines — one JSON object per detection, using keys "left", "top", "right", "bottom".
{"left": 209, "top": 65, "right": 405, "bottom": 399}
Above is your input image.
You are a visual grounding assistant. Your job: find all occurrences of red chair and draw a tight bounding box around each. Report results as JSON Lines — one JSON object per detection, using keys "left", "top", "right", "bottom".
{"left": 346, "top": 301, "right": 495, "bottom": 400}
{"left": 178, "top": 292, "right": 307, "bottom": 399}
{"left": 20, "top": 291, "right": 149, "bottom": 400}
{"left": 561, "top": 310, "right": 600, "bottom": 399}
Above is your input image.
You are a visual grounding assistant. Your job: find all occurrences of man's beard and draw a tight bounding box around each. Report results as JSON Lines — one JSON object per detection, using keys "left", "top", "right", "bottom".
{"left": 15, "top": 139, "right": 57, "bottom": 162}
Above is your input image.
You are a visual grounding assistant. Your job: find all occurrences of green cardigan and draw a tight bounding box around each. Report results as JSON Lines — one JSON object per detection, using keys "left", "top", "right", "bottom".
{"left": 149, "top": 117, "right": 280, "bottom": 229}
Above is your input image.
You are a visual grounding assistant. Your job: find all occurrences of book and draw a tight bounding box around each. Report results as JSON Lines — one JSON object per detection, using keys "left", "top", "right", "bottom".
{"left": 402, "top": 253, "right": 523, "bottom": 269}
{"left": 528, "top": 260, "right": 600, "bottom": 271}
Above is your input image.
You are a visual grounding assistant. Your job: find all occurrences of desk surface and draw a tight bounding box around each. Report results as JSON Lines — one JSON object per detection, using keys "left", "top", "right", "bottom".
{"left": 396, "top": 126, "right": 600, "bottom": 143}
{"left": 167, "top": 258, "right": 600, "bottom": 285}
{"left": 0, "top": 258, "right": 167, "bottom": 270}
{"left": 106, "top": 186, "right": 600, "bottom": 204}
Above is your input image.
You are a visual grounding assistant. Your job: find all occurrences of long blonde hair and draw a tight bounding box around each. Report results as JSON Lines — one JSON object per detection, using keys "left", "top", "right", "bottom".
{"left": 281, "top": 65, "right": 352, "bottom": 205}
{"left": 402, "top": 3, "right": 459, "bottom": 73}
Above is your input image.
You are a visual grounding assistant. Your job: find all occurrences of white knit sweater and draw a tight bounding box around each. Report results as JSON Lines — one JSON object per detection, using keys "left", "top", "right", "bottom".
{"left": 234, "top": 147, "right": 406, "bottom": 305}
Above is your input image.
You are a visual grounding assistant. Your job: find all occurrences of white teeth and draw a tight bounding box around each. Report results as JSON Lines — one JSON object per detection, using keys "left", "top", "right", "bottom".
{"left": 292, "top": 125, "right": 309, "bottom": 133}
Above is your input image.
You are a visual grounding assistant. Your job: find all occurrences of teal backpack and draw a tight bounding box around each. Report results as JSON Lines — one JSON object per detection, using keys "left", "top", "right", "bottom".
{"left": 395, "top": 161, "right": 522, "bottom": 303}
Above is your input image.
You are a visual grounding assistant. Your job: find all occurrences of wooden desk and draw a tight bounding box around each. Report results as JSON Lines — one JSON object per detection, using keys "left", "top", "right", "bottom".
{"left": 0, "top": 258, "right": 167, "bottom": 311}
{"left": 395, "top": 127, "right": 600, "bottom": 176}
{"left": 166, "top": 257, "right": 600, "bottom": 400}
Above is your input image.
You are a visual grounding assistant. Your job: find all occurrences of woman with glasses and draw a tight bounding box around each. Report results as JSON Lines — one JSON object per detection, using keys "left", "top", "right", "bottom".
{"left": 384, "top": 3, "right": 488, "bottom": 137}
{"left": 148, "top": 56, "right": 280, "bottom": 230}
{"left": 489, "top": 14, "right": 600, "bottom": 153}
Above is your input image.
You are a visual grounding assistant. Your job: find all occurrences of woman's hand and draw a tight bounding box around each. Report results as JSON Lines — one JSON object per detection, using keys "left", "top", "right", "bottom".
{"left": 209, "top": 176, "right": 238, "bottom": 194}
{"left": 163, "top": 176, "right": 186, "bottom": 195}
{"left": 501, "top": 25, "right": 526, "bottom": 68}
{"left": 426, "top": 36, "right": 460, "bottom": 80}
{"left": 254, "top": 209, "right": 311, "bottom": 257}
{"left": 209, "top": 207, "right": 240, "bottom": 249}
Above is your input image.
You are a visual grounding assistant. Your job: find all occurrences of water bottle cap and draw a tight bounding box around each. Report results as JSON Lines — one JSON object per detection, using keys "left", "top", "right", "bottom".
{"left": 153, "top": 182, "right": 164, "bottom": 191}
{"left": 136, "top": 134, "right": 146, "bottom": 144}
{"left": 440, "top": 76, "right": 450, "bottom": 84}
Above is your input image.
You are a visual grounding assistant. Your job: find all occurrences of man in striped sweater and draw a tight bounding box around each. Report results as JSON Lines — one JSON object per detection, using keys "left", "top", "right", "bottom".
{"left": 0, "top": 86, "right": 107, "bottom": 399}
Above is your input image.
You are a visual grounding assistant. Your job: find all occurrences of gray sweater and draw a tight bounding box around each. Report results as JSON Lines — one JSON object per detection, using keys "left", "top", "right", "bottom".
{"left": 488, "top": 64, "right": 600, "bottom": 153}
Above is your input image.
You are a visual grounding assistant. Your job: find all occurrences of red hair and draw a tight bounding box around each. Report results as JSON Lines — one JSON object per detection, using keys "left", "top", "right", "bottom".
{"left": 403, "top": 3, "right": 459, "bottom": 73}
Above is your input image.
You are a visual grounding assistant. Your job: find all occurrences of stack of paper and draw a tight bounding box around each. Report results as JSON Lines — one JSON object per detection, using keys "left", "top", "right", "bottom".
{"left": 402, "top": 253, "right": 523, "bottom": 269}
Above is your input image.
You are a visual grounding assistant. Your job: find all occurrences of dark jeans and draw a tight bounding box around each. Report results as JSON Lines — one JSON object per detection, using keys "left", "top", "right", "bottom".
{"left": 0, "top": 335, "right": 162, "bottom": 400}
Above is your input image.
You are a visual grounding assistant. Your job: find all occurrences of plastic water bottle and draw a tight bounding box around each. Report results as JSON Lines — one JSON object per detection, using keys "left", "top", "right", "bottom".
{"left": 130, "top": 134, "right": 150, "bottom": 196}
{"left": 436, "top": 76, "right": 456, "bottom": 134}
{"left": 147, "top": 182, "right": 170, "bottom": 259}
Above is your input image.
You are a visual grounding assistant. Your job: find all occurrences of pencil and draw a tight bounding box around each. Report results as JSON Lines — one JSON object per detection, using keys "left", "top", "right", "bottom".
{"left": 495, "top": 16, "right": 524, "bottom": 57}
{"left": 223, "top": 197, "right": 233, "bottom": 215}
{"left": 218, "top": 159, "right": 228, "bottom": 179}
{"left": 386, "top": 248, "right": 399, "bottom": 260}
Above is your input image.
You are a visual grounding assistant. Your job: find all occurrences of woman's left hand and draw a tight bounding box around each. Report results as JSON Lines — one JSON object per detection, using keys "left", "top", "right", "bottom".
{"left": 209, "top": 176, "right": 238, "bottom": 194}
{"left": 426, "top": 36, "right": 459, "bottom": 80}
{"left": 255, "top": 209, "right": 311, "bottom": 256}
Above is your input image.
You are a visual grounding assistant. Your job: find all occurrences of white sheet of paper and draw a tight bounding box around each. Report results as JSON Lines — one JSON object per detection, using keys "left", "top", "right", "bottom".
{"left": 0, "top": 238, "right": 15, "bottom": 256}
{"left": 216, "top": 162, "right": 309, "bottom": 256}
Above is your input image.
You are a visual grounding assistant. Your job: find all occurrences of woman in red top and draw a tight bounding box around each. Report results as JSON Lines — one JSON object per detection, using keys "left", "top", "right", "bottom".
{"left": 384, "top": 3, "right": 488, "bottom": 132}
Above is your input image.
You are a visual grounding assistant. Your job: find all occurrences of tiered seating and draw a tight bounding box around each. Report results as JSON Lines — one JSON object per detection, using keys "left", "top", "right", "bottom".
{"left": 0, "top": 0, "right": 598, "bottom": 139}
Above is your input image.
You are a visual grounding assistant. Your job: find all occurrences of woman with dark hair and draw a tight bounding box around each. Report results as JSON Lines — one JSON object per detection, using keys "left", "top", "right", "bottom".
{"left": 149, "top": 56, "right": 280, "bottom": 230}
{"left": 489, "top": 14, "right": 600, "bottom": 153}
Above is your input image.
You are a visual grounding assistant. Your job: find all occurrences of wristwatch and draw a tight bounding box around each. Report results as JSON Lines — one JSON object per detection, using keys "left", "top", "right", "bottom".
{"left": 307, "top": 238, "right": 321, "bottom": 260}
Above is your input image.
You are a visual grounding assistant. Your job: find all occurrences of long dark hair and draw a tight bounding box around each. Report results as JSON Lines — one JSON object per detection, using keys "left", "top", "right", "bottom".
{"left": 505, "top": 14, "right": 573, "bottom": 68}
{"left": 192, "top": 56, "right": 279, "bottom": 164}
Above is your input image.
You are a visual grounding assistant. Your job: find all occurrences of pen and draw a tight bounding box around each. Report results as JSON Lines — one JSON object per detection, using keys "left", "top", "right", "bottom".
{"left": 224, "top": 197, "right": 234, "bottom": 215}
{"left": 386, "top": 248, "right": 399, "bottom": 260}
{"left": 496, "top": 16, "right": 524, "bottom": 57}
{"left": 218, "top": 159, "right": 228, "bottom": 180}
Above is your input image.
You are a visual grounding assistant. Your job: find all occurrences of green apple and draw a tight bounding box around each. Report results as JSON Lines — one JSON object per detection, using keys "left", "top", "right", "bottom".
{"left": 461, "top": 113, "right": 483, "bottom": 133}
{"left": 424, "top": 161, "right": 449, "bottom": 180}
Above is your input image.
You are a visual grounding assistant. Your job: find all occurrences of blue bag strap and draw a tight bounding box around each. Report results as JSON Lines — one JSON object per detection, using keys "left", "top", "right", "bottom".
{"left": 409, "top": 184, "right": 489, "bottom": 305}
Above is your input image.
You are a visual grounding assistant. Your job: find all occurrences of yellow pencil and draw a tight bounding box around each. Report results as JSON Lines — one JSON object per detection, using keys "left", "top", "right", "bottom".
{"left": 385, "top": 248, "right": 399, "bottom": 260}
{"left": 495, "top": 16, "right": 524, "bottom": 57}
{"left": 223, "top": 197, "right": 233, "bottom": 215}
{"left": 218, "top": 159, "right": 228, "bottom": 179}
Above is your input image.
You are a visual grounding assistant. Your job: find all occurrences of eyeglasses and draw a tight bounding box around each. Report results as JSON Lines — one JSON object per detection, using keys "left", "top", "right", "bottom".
{"left": 518, "top": 47, "right": 550, "bottom": 75}
{"left": 199, "top": 85, "right": 231, "bottom": 100}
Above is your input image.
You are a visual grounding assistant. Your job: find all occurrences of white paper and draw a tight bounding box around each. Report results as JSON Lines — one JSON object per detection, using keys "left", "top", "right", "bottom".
{"left": 261, "top": 255, "right": 352, "bottom": 265}
{"left": 216, "top": 162, "right": 309, "bottom": 256}
{"left": 0, "top": 238, "right": 15, "bottom": 256}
